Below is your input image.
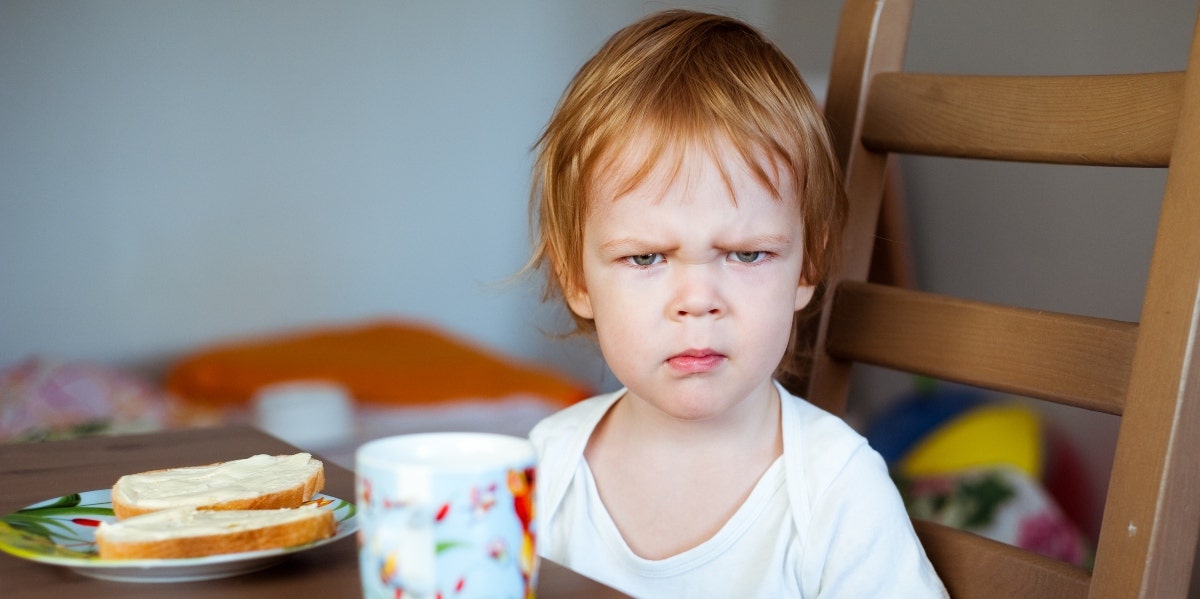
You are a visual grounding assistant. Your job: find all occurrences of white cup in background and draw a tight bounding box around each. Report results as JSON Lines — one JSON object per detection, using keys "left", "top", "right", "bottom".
{"left": 252, "top": 380, "right": 355, "bottom": 450}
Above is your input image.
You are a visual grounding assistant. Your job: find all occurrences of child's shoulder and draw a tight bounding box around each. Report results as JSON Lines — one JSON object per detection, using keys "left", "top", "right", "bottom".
{"left": 787, "top": 398, "right": 864, "bottom": 446}
{"left": 779, "top": 383, "right": 886, "bottom": 491}
{"left": 528, "top": 390, "right": 623, "bottom": 519}
{"left": 529, "top": 389, "right": 622, "bottom": 451}
{"left": 781, "top": 385, "right": 870, "bottom": 448}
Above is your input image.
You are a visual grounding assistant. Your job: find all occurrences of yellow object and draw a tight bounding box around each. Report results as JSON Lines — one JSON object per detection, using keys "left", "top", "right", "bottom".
{"left": 898, "top": 403, "right": 1043, "bottom": 479}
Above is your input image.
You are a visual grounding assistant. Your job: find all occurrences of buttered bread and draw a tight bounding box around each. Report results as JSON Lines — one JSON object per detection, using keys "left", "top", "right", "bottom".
{"left": 111, "top": 453, "right": 325, "bottom": 520}
{"left": 95, "top": 504, "right": 336, "bottom": 559}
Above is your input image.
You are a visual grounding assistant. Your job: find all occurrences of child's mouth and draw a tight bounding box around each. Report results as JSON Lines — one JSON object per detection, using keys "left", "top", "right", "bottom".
{"left": 666, "top": 349, "right": 725, "bottom": 374}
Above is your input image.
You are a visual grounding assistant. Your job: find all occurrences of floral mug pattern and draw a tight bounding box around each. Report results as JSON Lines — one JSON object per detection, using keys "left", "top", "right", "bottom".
{"left": 356, "top": 433, "right": 537, "bottom": 599}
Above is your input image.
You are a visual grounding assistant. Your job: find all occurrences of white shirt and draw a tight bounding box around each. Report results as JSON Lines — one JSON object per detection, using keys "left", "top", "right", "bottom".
{"left": 529, "top": 381, "right": 947, "bottom": 598}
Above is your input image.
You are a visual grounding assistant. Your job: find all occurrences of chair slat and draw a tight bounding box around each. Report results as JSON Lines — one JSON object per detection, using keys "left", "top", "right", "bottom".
{"left": 824, "top": 281, "right": 1136, "bottom": 414}
{"left": 913, "top": 520, "right": 1091, "bottom": 599}
{"left": 861, "top": 72, "right": 1184, "bottom": 166}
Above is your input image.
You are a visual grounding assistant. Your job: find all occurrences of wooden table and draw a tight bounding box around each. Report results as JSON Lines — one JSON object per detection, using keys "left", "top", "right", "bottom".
{"left": 0, "top": 425, "right": 627, "bottom": 599}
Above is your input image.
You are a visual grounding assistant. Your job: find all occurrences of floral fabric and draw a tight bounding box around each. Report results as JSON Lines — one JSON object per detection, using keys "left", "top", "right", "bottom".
{"left": 896, "top": 465, "right": 1094, "bottom": 569}
{"left": 0, "top": 358, "right": 179, "bottom": 442}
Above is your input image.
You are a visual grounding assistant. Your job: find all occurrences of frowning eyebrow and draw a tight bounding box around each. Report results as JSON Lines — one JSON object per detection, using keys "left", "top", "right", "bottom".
{"left": 599, "top": 233, "right": 793, "bottom": 254}
{"left": 721, "top": 233, "right": 793, "bottom": 251}
{"left": 598, "top": 238, "right": 665, "bottom": 256}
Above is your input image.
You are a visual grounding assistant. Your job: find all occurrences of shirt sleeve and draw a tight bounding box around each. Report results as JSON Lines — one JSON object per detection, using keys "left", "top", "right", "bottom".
{"left": 803, "top": 443, "right": 948, "bottom": 598}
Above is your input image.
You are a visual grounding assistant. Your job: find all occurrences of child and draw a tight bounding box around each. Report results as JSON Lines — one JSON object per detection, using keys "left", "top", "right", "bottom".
{"left": 527, "top": 9, "right": 946, "bottom": 598}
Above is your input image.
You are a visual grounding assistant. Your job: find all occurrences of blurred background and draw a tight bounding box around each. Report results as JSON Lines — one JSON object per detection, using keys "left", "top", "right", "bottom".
{"left": 3, "top": 0, "right": 1198, "bottom": 567}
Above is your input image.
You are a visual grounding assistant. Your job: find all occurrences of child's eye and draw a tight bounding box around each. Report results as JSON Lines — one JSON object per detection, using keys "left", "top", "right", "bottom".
{"left": 729, "top": 250, "right": 766, "bottom": 264}
{"left": 627, "top": 253, "right": 663, "bottom": 267}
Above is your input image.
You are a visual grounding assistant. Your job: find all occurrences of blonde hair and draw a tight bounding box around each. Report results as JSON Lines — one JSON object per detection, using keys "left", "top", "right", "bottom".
{"left": 528, "top": 9, "right": 846, "bottom": 358}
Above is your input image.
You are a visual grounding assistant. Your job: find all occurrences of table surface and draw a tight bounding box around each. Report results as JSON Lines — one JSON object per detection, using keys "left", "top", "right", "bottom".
{"left": 0, "top": 425, "right": 628, "bottom": 599}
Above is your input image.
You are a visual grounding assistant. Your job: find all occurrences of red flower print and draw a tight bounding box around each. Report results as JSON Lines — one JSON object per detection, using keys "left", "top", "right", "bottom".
{"left": 488, "top": 538, "right": 508, "bottom": 560}
{"left": 508, "top": 469, "right": 534, "bottom": 529}
{"left": 470, "top": 484, "right": 497, "bottom": 517}
{"left": 1016, "top": 511, "right": 1082, "bottom": 564}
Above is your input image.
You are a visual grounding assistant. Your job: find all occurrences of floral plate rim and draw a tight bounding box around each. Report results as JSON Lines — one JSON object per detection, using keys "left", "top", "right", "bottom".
{"left": 0, "top": 489, "right": 357, "bottom": 582}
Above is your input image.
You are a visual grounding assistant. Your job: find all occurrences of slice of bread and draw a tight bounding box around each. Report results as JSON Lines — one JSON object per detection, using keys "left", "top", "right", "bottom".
{"left": 111, "top": 453, "right": 325, "bottom": 520}
{"left": 95, "top": 504, "right": 336, "bottom": 559}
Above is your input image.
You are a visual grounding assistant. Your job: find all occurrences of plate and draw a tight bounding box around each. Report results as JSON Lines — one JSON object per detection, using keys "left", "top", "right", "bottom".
{"left": 0, "top": 489, "right": 358, "bottom": 583}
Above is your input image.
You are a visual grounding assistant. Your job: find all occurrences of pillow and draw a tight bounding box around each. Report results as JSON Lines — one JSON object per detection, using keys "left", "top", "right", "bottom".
{"left": 164, "top": 320, "right": 590, "bottom": 410}
{"left": 897, "top": 465, "right": 1094, "bottom": 569}
{"left": 898, "top": 403, "right": 1044, "bottom": 480}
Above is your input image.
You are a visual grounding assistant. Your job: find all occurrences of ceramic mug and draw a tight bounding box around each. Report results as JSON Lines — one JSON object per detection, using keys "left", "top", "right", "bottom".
{"left": 355, "top": 433, "right": 538, "bottom": 599}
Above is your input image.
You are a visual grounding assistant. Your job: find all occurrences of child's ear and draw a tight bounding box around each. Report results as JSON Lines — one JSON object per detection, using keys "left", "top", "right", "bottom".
{"left": 795, "top": 232, "right": 828, "bottom": 311}
{"left": 794, "top": 281, "right": 816, "bottom": 312}
{"left": 557, "top": 267, "right": 595, "bottom": 320}
{"left": 565, "top": 283, "right": 595, "bottom": 320}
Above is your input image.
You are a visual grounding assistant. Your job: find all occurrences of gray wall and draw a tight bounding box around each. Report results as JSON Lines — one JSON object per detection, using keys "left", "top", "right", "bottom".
{"left": 0, "top": 0, "right": 826, "bottom": 386}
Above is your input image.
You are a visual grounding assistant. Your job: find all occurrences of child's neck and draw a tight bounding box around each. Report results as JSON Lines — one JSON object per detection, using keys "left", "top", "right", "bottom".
{"left": 583, "top": 380, "right": 783, "bottom": 559}
{"left": 616, "top": 380, "right": 782, "bottom": 451}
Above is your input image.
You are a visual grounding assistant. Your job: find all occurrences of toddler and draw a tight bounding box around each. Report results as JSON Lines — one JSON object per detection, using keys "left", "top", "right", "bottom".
{"left": 527, "top": 9, "right": 946, "bottom": 598}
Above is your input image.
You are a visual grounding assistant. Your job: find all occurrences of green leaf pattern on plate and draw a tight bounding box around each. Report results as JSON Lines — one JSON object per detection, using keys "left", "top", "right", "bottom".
{"left": 1, "top": 492, "right": 113, "bottom": 559}
{"left": 0, "top": 490, "right": 357, "bottom": 564}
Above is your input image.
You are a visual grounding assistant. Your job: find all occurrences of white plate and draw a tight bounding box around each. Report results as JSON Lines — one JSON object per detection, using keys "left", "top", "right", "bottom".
{"left": 0, "top": 489, "right": 358, "bottom": 582}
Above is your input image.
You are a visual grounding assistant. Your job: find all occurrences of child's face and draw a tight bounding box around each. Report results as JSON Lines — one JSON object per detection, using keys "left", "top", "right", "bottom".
{"left": 566, "top": 139, "right": 815, "bottom": 421}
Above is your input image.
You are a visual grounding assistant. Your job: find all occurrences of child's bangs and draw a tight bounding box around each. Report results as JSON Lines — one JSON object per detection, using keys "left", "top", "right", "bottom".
{"left": 589, "top": 107, "right": 803, "bottom": 212}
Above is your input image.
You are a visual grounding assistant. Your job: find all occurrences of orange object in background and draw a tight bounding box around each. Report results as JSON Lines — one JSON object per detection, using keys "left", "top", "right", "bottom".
{"left": 165, "top": 321, "right": 590, "bottom": 410}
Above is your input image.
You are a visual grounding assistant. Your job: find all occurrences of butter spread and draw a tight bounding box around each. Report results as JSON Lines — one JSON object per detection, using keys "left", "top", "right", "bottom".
{"left": 96, "top": 504, "right": 324, "bottom": 543}
{"left": 113, "top": 453, "right": 319, "bottom": 510}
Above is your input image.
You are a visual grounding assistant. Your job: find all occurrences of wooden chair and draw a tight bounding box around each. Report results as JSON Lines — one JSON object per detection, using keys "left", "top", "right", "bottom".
{"left": 802, "top": 0, "right": 1200, "bottom": 597}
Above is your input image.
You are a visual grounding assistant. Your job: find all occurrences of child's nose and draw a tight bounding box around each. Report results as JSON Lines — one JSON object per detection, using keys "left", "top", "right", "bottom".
{"left": 669, "top": 265, "right": 725, "bottom": 319}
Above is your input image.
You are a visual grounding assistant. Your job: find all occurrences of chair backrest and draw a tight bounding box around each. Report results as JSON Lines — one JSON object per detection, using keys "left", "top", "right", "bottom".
{"left": 803, "top": 1, "right": 1200, "bottom": 597}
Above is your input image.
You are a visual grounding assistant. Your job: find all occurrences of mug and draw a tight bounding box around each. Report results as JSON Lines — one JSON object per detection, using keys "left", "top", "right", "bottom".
{"left": 356, "top": 433, "right": 538, "bottom": 599}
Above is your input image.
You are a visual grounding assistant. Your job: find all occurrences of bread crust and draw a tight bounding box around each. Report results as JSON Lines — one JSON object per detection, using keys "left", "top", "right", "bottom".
{"left": 111, "top": 454, "right": 325, "bottom": 520}
{"left": 95, "top": 508, "right": 336, "bottom": 560}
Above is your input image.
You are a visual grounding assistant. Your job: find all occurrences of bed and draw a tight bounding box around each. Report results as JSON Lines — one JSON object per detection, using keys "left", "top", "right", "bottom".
{"left": 0, "top": 319, "right": 590, "bottom": 470}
